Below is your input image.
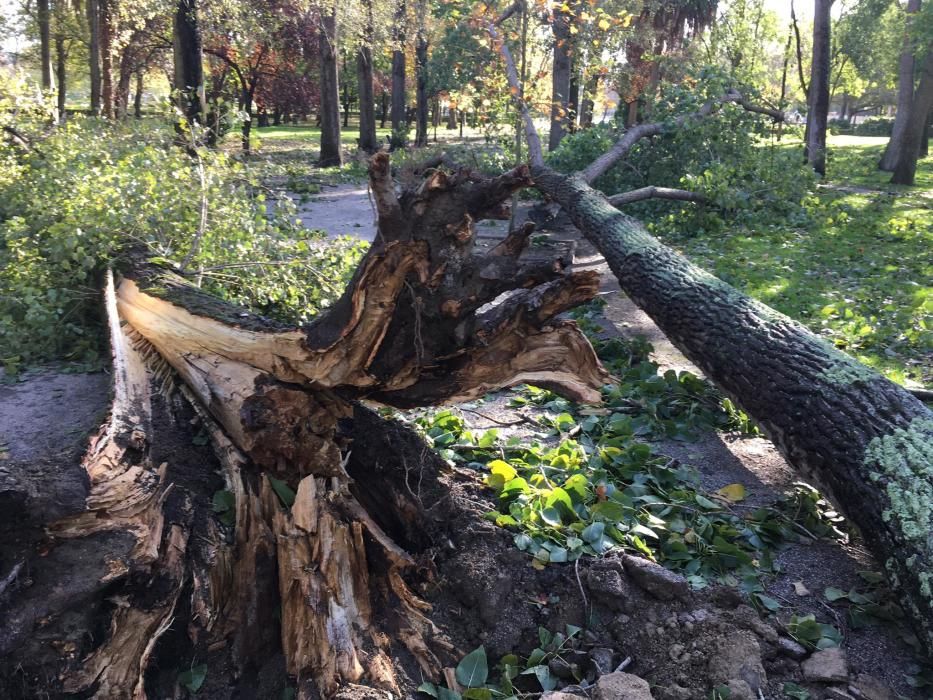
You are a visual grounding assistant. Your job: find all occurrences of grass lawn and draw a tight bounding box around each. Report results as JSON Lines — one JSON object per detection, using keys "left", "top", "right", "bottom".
{"left": 660, "top": 135, "right": 932, "bottom": 386}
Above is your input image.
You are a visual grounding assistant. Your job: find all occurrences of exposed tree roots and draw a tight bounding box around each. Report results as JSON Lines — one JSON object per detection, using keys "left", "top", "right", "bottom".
{"left": 0, "top": 154, "right": 607, "bottom": 698}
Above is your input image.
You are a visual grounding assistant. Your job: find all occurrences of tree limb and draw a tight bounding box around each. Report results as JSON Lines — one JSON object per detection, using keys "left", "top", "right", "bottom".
{"left": 608, "top": 186, "right": 707, "bottom": 207}
{"left": 486, "top": 18, "right": 543, "bottom": 168}
{"left": 580, "top": 89, "right": 784, "bottom": 184}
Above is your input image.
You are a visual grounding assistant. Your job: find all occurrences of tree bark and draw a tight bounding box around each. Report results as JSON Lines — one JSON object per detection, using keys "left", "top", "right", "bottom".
{"left": 37, "top": 0, "right": 52, "bottom": 90}
{"left": 134, "top": 71, "right": 144, "bottom": 118}
{"left": 357, "top": 0, "right": 378, "bottom": 154}
{"left": 891, "top": 48, "right": 933, "bottom": 184}
{"left": 548, "top": 5, "right": 572, "bottom": 151}
{"left": 880, "top": 0, "right": 922, "bottom": 171}
{"left": 54, "top": 18, "right": 67, "bottom": 121}
{"left": 415, "top": 30, "right": 428, "bottom": 147}
{"left": 86, "top": 0, "right": 101, "bottom": 115}
{"left": 531, "top": 165, "right": 933, "bottom": 656}
{"left": 172, "top": 0, "right": 204, "bottom": 135}
{"left": 806, "top": 0, "right": 833, "bottom": 176}
{"left": 390, "top": 0, "right": 407, "bottom": 149}
{"left": 0, "top": 155, "right": 605, "bottom": 698}
{"left": 318, "top": 7, "right": 343, "bottom": 167}
{"left": 100, "top": 0, "right": 113, "bottom": 118}
{"left": 579, "top": 72, "right": 599, "bottom": 129}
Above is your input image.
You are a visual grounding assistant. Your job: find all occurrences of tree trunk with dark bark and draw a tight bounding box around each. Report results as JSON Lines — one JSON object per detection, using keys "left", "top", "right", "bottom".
{"left": 172, "top": 0, "right": 204, "bottom": 135}
{"left": 579, "top": 72, "right": 599, "bottom": 129}
{"left": 390, "top": 0, "right": 407, "bottom": 149}
{"left": 531, "top": 165, "right": 933, "bottom": 655}
{"left": 38, "top": 0, "right": 52, "bottom": 90}
{"left": 134, "top": 71, "right": 144, "bottom": 118}
{"left": 891, "top": 48, "right": 933, "bottom": 184}
{"left": 880, "top": 0, "right": 922, "bottom": 171}
{"left": 0, "top": 154, "right": 605, "bottom": 699}
{"left": 357, "top": 0, "right": 377, "bottom": 153}
{"left": 415, "top": 31, "right": 428, "bottom": 147}
{"left": 319, "top": 8, "right": 343, "bottom": 167}
{"left": 87, "top": 0, "right": 101, "bottom": 115}
{"left": 54, "top": 24, "right": 67, "bottom": 121}
{"left": 100, "top": 0, "right": 113, "bottom": 118}
{"left": 548, "top": 6, "right": 572, "bottom": 151}
{"left": 806, "top": 0, "right": 833, "bottom": 176}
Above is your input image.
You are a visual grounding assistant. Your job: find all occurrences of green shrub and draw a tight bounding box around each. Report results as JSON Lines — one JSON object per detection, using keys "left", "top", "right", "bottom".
{"left": 853, "top": 116, "right": 895, "bottom": 137}
{"left": 0, "top": 80, "right": 365, "bottom": 371}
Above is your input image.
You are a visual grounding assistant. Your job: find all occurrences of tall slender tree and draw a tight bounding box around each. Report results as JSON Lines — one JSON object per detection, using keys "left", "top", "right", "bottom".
{"left": 37, "top": 0, "right": 52, "bottom": 89}
{"left": 390, "top": 0, "right": 407, "bottom": 149}
{"left": 357, "top": 0, "right": 378, "bottom": 153}
{"left": 414, "top": 0, "right": 428, "bottom": 147}
{"left": 173, "top": 0, "right": 204, "bottom": 136}
{"left": 100, "top": 0, "right": 114, "bottom": 117}
{"left": 892, "top": 47, "right": 933, "bottom": 184}
{"left": 806, "top": 0, "right": 834, "bottom": 176}
{"left": 881, "top": 0, "right": 923, "bottom": 171}
{"left": 318, "top": 3, "right": 343, "bottom": 166}
{"left": 86, "top": 0, "right": 102, "bottom": 115}
{"left": 548, "top": 3, "right": 572, "bottom": 151}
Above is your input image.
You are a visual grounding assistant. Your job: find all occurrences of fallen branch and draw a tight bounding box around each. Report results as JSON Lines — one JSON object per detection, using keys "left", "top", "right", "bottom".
{"left": 608, "top": 186, "right": 708, "bottom": 207}
{"left": 580, "top": 89, "right": 784, "bottom": 184}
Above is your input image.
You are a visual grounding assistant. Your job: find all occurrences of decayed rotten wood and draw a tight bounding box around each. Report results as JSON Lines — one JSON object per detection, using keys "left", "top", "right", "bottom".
{"left": 0, "top": 153, "right": 608, "bottom": 699}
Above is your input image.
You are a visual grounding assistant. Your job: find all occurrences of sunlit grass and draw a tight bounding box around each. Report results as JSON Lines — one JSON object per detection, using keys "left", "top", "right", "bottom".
{"left": 662, "top": 136, "right": 932, "bottom": 386}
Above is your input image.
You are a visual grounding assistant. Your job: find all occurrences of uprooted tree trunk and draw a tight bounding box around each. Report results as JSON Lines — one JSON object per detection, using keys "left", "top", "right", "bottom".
{"left": 0, "top": 153, "right": 607, "bottom": 698}
{"left": 486, "top": 6, "right": 933, "bottom": 657}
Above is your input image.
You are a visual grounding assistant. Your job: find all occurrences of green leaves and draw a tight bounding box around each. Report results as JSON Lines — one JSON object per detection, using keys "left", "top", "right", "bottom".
{"left": 455, "top": 647, "right": 488, "bottom": 688}
{"left": 787, "top": 614, "right": 844, "bottom": 650}
{"left": 178, "top": 664, "right": 207, "bottom": 693}
{"left": 268, "top": 476, "right": 296, "bottom": 509}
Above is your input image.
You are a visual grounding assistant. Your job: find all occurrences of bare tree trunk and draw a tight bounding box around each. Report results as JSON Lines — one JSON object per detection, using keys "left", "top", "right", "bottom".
{"left": 319, "top": 7, "right": 343, "bottom": 167}
{"left": 568, "top": 55, "right": 579, "bottom": 132}
{"left": 86, "top": 0, "right": 101, "bottom": 115}
{"left": 380, "top": 88, "right": 388, "bottom": 129}
{"left": 880, "top": 0, "right": 922, "bottom": 171}
{"left": 390, "top": 0, "right": 407, "bottom": 149}
{"left": 357, "top": 0, "right": 378, "bottom": 154}
{"left": 134, "top": 71, "right": 144, "bottom": 118}
{"left": 54, "top": 21, "right": 67, "bottom": 121}
{"left": 115, "top": 44, "right": 133, "bottom": 119}
{"left": 172, "top": 0, "right": 204, "bottom": 134}
{"left": 579, "top": 72, "right": 599, "bottom": 128}
{"left": 806, "top": 0, "right": 833, "bottom": 176}
{"left": 892, "top": 48, "right": 933, "bottom": 184}
{"left": 38, "top": 0, "right": 52, "bottom": 89}
{"left": 548, "top": 6, "right": 572, "bottom": 151}
{"left": 415, "top": 29, "right": 428, "bottom": 147}
{"left": 921, "top": 106, "right": 931, "bottom": 157}
{"left": 100, "top": 0, "right": 113, "bottom": 118}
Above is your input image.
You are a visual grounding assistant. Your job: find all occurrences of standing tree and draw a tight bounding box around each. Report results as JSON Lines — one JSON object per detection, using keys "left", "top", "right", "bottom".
{"left": 173, "top": 0, "right": 204, "bottom": 134}
{"left": 881, "top": 0, "right": 922, "bottom": 171}
{"left": 891, "top": 46, "right": 933, "bottom": 184}
{"left": 318, "top": 2, "right": 343, "bottom": 166}
{"left": 805, "top": 0, "right": 834, "bottom": 176}
{"left": 414, "top": 0, "right": 429, "bottom": 147}
{"left": 87, "top": 0, "right": 102, "bottom": 115}
{"left": 390, "top": 0, "right": 407, "bottom": 148}
{"left": 37, "top": 0, "right": 52, "bottom": 89}
{"left": 357, "top": 0, "right": 379, "bottom": 153}
{"left": 548, "top": 2, "right": 572, "bottom": 150}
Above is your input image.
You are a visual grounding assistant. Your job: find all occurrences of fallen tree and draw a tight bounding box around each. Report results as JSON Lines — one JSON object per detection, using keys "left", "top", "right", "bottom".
{"left": 488, "top": 7, "right": 933, "bottom": 657}
{"left": 0, "top": 154, "right": 608, "bottom": 698}
{"left": 2, "top": 12, "right": 932, "bottom": 697}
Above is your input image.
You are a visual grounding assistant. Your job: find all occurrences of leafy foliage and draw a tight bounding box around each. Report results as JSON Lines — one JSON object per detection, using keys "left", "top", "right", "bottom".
{"left": 0, "top": 85, "right": 365, "bottom": 372}
{"left": 547, "top": 69, "right": 815, "bottom": 233}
